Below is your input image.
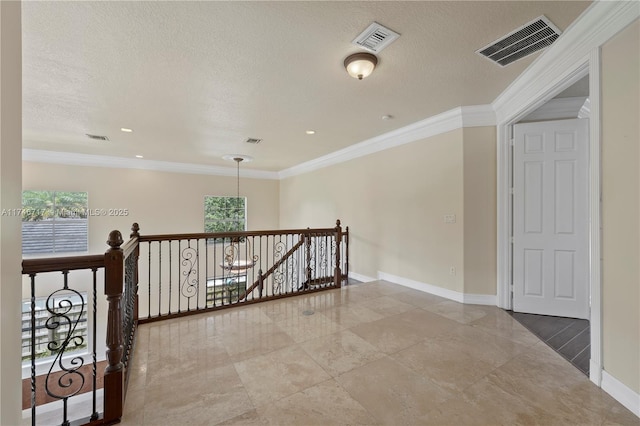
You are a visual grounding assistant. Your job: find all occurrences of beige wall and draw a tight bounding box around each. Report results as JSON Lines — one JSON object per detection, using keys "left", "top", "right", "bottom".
{"left": 22, "top": 162, "right": 280, "bottom": 254}
{"left": 601, "top": 19, "right": 640, "bottom": 394}
{"left": 463, "top": 127, "right": 497, "bottom": 295}
{"left": 281, "top": 127, "right": 497, "bottom": 296}
{"left": 281, "top": 129, "right": 465, "bottom": 292}
{"left": 0, "top": 2, "right": 23, "bottom": 424}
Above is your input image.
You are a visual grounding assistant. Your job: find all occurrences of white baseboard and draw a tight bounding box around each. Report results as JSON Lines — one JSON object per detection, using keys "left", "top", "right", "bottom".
{"left": 377, "top": 271, "right": 496, "bottom": 306}
{"left": 463, "top": 293, "right": 497, "bottom": 305}
{"left": 601, "top": 370, "right": 640, "bottom": 418}
{"left": 347, "top": 272, "right": 377, "bottom": 283}
{"left": 378, "top": 271, "right": 464, "bottom": 302}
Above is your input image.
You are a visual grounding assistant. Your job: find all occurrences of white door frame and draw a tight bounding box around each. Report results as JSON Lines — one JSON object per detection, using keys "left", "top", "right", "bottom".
{"left": 496, "top": 52, "right": 602, "bottom": 386}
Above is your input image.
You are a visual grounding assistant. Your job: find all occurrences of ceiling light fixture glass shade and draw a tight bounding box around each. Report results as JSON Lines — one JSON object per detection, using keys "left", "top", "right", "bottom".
{"left": 344, "top": 52, "right": 378, "bottom": 80}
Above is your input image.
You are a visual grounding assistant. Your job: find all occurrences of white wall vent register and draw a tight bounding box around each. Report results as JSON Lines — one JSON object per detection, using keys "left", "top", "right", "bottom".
{"left": 352, "top": 22, "right": 400, "bottom": 53}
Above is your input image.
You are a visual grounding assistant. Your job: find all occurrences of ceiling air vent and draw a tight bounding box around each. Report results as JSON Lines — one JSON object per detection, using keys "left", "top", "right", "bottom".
{"left": 86, "top": 134, "right": 109, "bottom": 141}
{"left": 245, "top": 137, "right": 262, "bottom": 144}
{"left": 352, "top": 22, "right": 400, "bottom": 53}
{"left": 476, "top": 16, "right": 561, "bottom": 67}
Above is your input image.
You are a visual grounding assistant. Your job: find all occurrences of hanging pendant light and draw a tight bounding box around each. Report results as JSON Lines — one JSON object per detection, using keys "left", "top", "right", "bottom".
{"left": 221, "top": 154, "right": 256, "bottom": 273}
{"left": 222, "top": 154, "right": 253, "bottom": 231}
{"left": 234, "top": 157, "right": 242, "bottom": 230}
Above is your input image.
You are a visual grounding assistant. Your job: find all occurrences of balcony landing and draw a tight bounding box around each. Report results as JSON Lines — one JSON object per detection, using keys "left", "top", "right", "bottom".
{"left": 120, "top": 281, "right": 635, "bottom": 425}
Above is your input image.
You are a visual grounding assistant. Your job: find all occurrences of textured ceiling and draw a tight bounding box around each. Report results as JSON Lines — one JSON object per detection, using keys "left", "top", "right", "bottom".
{"left": 22, "top": 1, "right": 592, "bottom": 172}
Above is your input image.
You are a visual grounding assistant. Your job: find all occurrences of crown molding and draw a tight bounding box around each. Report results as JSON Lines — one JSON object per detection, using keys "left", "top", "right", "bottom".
{"left": 279, "top": 104, "right": 495, "bottom": 179}
{"left": 23, "top": 106, "right": 495, "bottom": 181}
{"left": 460, "top": 105, "right": 497, "bottom": 127}
{"left": 22, "top": 149, "right": 280, "bottom": 180}
{"left": 492, "top": 1, "right": 640, "bottom": 123}
{"left": 24, "top": 105, "right": 496, "bottom": 180}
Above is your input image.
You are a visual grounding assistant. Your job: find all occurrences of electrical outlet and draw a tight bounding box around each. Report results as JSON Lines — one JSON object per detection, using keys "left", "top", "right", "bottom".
{"left": 449, "top": 267, "right": 456, "bottom": 275}
{"left": 444, "top": 214, "right": 456, "bottom": 224}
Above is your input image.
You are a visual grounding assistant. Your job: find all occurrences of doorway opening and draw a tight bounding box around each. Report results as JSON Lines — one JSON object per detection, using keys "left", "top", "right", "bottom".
{"left": 496, "top": 55, "right": 602, "bottom": 384}
{"left": 508, "top": 75, "right": 591, "bottom": 376}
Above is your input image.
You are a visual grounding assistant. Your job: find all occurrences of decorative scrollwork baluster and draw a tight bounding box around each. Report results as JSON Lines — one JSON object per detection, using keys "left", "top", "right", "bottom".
{"left": 44, "top": 286, "right": 86, "bottom": 426}
{"left": 272, "top": 240, "right": 287, "bottom": 294}
{"left": 180, "top": 244, "right": 199, "bottom": 305}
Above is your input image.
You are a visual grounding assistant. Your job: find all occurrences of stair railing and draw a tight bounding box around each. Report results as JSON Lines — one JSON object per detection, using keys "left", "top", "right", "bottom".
{"left": 135, "top": 220, "right": 348, "bottom": 323}
{"left": 21, "top": 223, "right": 140, "bottom": 426}
{"left": 21, "top": 220, "right": 347, "bottom": 425}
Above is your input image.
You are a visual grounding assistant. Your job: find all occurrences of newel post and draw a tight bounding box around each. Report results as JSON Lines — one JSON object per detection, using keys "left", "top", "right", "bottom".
{"left": 334, "top": 220, "right": 342, "bottom": 288}
{"left": 103, "top": 230, "right": 125, "bottom": 424}
{"left": 131, "top": 223, "right": 140, "bottom": 322}
{"left": 345, "top": 226, "right": 349, "bottom": 282}
{"left": 305, "top": 229, "right": 312, "bottom": 285}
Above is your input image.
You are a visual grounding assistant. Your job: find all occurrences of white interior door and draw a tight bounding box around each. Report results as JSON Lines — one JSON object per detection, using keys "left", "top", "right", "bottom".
{"left": 513, "top": 118, "right": 589, "bottom": 319}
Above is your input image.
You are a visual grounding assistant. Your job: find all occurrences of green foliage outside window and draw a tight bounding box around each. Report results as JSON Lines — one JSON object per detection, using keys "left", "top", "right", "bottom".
{"left": 22, "top": 191, "right": 88, "bottom": 254}
{"left": 204, "top": 196, "right": 246, "bottom": 233}
{"left": 22, "top": 190, "right": 88, "bottom": 221}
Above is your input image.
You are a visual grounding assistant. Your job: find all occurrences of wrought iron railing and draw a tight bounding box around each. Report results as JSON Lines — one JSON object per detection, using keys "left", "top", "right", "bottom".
{"left": 136, "top": 220, "right": 348, "bottom": 323}
{"left": 21, "top": 220, "right": 347, "bottom": 425}
{"left": 22, "top": 255, "right": 104, "bottom": 426}
{"left": 22, "top": 227, "right": 139, "bottom": 426}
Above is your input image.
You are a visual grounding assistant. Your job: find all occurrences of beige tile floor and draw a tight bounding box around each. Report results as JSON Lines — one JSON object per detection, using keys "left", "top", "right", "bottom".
{"left": 120, "top": 281, "right": 637, "bottom": 426}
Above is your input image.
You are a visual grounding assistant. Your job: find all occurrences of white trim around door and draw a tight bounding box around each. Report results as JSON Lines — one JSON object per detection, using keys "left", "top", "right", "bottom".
{"left": 496, "top": 55, "right": 602, "bottom": 386}
{"left": 587, "top": 48, "right": 602, "bottom": 387}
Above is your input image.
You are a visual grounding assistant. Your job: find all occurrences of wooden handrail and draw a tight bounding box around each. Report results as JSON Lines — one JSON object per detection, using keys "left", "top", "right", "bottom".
{"left": 138, "top": 227, "right": 337, "bottom": 242}
{"left": 22, "top": 254, "right": 105, "bottom": 274}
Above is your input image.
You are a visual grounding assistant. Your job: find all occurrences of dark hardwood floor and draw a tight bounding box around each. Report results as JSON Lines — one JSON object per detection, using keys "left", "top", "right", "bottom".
{"left": 509, "top": 311, "right": 590, "bottom": 376}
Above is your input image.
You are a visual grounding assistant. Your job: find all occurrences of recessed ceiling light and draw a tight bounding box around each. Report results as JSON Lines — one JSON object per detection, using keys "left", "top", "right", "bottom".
{"left": 135, "top": 155, "right": 143, "bottom": 158}
{"left": 305, "top": 130, "right": 316, "bottom": 135}
{"left": 381, "top": 115, "right": 393, "bottom": 120}
{"left": 121, "top": 128, "right": 133, "bottom": 133}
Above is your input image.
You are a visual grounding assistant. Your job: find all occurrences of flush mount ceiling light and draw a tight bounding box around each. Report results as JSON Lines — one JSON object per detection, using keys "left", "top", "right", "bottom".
{"left": 344, "top": 52, "right": 378, "bottom": 80}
